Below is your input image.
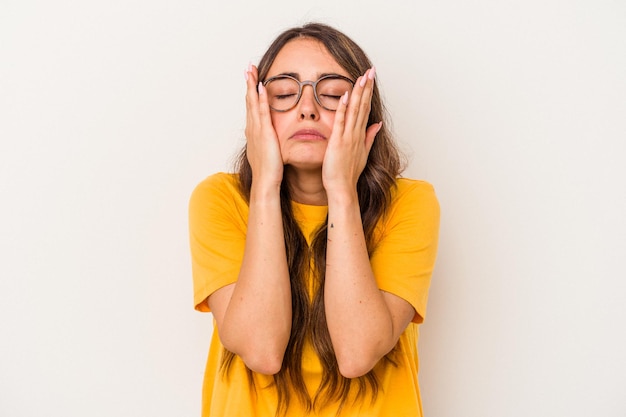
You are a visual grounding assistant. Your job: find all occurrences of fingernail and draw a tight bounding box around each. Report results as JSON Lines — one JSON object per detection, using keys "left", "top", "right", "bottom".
{"left": 368, "top": 66, "right": 376, "bottom": 80}
{"left": 342, "top": 91, "right": 349, "bottom": 105}
{"left": 377, "top": 121, "right": 383, "bottom": 133}
{"left": 258, "top": 82, "right": 264, "bottom": 94}
{"left": 359, "top": 74, "right": 367, "bottom": 87}
{"left": 244, "top": 69, "right": 249, "bottom": 81}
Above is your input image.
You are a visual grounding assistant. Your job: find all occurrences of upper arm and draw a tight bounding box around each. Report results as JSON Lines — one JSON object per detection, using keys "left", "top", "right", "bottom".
{"left": 381, "top": 290, "right": 416, "bottom": 343}
{"left": 207, "top": 283, "right": 235, "bottom": 330}
{"left": 189, "top": 174, "right": 247, "bottom": 312}
{"left": 371, "top": 180, "right": 440, "bottom": 324}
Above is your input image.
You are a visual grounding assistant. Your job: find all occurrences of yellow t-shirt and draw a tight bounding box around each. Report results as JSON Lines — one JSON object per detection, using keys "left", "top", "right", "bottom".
{"left": 189, "top": 173, "right": 440, "bottom": 417}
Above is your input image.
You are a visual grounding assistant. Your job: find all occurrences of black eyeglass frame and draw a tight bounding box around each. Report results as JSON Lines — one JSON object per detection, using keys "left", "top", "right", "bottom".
{"left": 262, "top": 74, "right": 355, "bottom": 112}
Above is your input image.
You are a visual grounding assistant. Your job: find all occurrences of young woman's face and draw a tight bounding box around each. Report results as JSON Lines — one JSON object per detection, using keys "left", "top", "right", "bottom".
{"left": 265, "top": 38, "right": 352, "bottom": 171}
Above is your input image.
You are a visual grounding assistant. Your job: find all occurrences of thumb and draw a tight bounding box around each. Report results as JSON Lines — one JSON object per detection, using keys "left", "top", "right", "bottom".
{"left": 364, "top": 121, "right": 383, "bottom": 153}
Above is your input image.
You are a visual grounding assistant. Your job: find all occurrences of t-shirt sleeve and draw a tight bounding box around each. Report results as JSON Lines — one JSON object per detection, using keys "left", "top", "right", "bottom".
{"left": 370, "top": 180, "right": 440, "bottom": 323}
{"left": 188, "top": 173, "right": 248, "bottom": 312}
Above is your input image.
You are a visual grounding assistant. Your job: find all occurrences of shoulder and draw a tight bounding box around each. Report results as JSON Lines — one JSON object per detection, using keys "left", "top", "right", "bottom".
{"left": 191, "top": 172, "right": 240, "bottom": 197}
{"left": 372, "top": 177, "right": 441, "bottom": 243}
{"left": 190, "top": 172, "right": 242, "bottom": 204}
{"left": 393, "top": 178, "right": 436, "bottom": 197}
{"left": 189, "top": 173, "right": 248, "bottom": 218}
{"left": 389, "top": 178, "right": 439, "bottom": 216}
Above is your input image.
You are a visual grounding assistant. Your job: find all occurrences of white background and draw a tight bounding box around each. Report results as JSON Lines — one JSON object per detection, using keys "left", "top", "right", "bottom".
{"left": 1, "top": 1, "right": 625, "bottom": 416}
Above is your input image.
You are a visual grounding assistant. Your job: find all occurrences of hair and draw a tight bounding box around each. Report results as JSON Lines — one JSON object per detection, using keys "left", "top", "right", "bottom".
{"left": 227, "top": 22, "right": 404, "bottom": 416}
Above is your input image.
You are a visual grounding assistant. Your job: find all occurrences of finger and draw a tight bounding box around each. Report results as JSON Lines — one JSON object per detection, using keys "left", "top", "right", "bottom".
{"left": 245, "top": 65, "right": 261, "bottom": 136}
{"left": 344, "top": 74, "right": 365, "bottom": 128}
{"left": 344, "top": 67, "right": 375, "bottom": 131}
{"left": 354, "top": 68, "right": 375, "bottom": 133}
{"left": 257, "top": 82, "right": 274, "bottom": 133}
{"left": 364, "top": 121, "right": 382, "bottom": 153}
{"left": 330, "top": 91, "right": 350, "bottom": 140}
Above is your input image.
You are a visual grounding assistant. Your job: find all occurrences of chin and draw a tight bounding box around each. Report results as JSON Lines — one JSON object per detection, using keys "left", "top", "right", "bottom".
{"left": 285, "top": 160, "right": 324, "bottom": 172}
{"left": 283, "top": 149, "right": 326, "bottom": 172}
{"left": 283, "top": 156, "right": 325, "bottom": 172}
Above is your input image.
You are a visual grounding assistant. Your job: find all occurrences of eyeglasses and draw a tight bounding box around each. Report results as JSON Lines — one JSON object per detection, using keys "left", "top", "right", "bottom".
{"left": 262, "top": 74, "right": 355, "bottom": 112}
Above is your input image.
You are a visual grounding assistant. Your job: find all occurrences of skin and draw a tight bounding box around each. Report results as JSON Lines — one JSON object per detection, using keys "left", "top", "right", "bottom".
{"left": 208, "top": 38, "right": 415, "bottom": 377}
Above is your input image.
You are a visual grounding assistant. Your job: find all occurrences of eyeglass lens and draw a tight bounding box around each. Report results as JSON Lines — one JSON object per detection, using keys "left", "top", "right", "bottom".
{"left": 265, "top": 77, "right": 353, "bottom": 111}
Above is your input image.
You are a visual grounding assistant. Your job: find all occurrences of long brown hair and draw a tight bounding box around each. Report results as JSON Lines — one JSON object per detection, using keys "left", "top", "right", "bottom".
{"left": 228, "top": 22, "right": 404, "bottom": 415}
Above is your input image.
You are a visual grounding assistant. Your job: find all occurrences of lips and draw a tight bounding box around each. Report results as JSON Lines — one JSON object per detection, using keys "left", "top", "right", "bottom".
{"left": 289, "top": 129, "right": 326, "bottom": 140}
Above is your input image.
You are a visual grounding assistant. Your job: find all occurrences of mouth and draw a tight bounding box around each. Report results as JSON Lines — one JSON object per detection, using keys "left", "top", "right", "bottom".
{"left": 289, "top": 129, "right": 326, "bottom": 141}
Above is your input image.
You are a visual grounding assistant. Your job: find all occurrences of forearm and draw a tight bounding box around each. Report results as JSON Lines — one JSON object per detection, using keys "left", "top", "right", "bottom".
{"left": 324, "top": 191, "right": 397, "bottom": 378}
{"left": 219, "top": 183, "right": 291, "bottom": 373}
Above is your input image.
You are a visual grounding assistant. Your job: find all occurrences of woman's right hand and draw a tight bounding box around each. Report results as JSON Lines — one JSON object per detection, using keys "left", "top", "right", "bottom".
{"left": 205, "top": 66, "right": 291, "bottom": 375}
{"left": 244, "top": 65, "right": 284, "bottom": 189}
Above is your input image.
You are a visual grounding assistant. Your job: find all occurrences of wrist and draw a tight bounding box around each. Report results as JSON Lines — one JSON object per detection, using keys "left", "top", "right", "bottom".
{"left": 250, "top": 179, "right": 282, "bottom": 203}
{"left": 325, "top": 187, "right": 359, "bottom": 208}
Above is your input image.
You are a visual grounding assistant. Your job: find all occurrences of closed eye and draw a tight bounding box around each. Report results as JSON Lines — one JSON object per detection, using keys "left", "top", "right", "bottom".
{"left": 274, "top": 93, "right": 297, "bottom": 100}
{"left": 320, "top": 94, "right": 342, "bottom": 100}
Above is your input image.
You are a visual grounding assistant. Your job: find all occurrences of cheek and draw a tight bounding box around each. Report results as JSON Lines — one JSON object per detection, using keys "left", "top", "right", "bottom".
{"left": 323, "top": 112, "right": 336, "bottom": 128}
{"left": 270, "top": 113, "right": 294, "bottom": 155}
{"left": 270, "top": 113, "right": 287, "bottom": 139}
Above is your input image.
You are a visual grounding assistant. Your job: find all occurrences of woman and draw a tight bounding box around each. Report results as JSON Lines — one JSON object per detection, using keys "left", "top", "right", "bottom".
{"left": 189, "top": 23, "right": 440, "bottom": 416}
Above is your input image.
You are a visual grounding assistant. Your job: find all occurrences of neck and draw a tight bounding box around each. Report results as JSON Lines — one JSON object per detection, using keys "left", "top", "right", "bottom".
{"left": 284, "top": 166, "right": 327, "bottom": 206}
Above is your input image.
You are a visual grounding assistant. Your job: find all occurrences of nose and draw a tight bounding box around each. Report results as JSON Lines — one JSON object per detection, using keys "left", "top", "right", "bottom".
{"left": 297, "top": 84, "right": 319, "bottom": 121}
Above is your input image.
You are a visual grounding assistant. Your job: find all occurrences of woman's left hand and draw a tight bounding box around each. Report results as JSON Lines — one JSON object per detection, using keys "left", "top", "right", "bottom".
{"left": 322, "top": 67, "right": 383, "bottom": 196}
